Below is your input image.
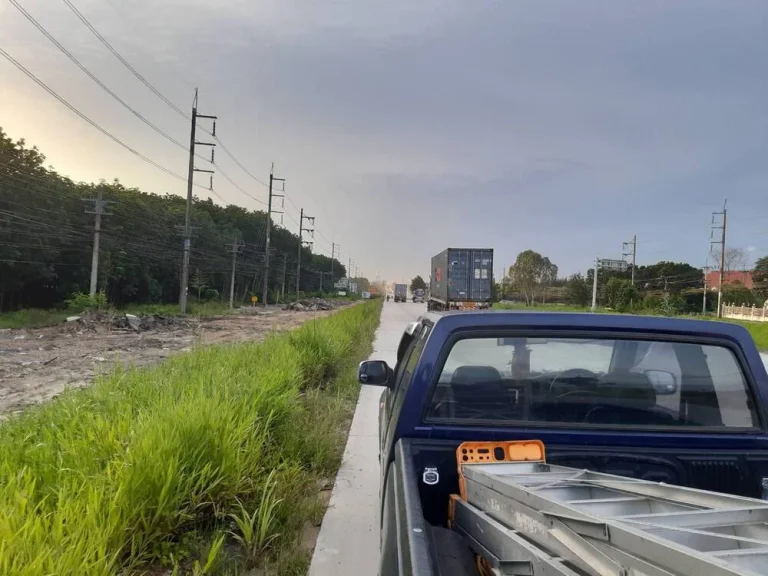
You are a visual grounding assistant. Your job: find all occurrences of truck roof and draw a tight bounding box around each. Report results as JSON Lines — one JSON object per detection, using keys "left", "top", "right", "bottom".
{"left": 421, "top": 310, "right": 755, "bottom": 342}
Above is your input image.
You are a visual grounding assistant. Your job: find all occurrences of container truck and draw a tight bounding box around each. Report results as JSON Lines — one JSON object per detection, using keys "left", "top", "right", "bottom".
{"left": 394, "top": 284, "right": 407, "bottom": 303}
{"left": 412, "top": 288, "right": 425, "bottom": 303}
{"left": 428, "top": 248, "right": 493, "bottom": 311}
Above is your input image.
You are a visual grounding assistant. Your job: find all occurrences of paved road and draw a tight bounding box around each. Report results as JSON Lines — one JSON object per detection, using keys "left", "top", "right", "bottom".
{"left": 309, "top": 302, "right": 426, "bottom": 576}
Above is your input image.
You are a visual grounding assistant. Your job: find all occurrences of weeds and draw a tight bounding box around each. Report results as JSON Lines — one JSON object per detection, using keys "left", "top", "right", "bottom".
{"left": 228, "top": 470, "right": 283, "bottom": 564}
{"left": 0, "top": 299, "right": 382, "bottom": 574}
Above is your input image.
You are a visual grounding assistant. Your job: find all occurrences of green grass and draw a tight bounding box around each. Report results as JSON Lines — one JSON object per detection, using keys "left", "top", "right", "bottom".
{"left": 0, "top": 301, "right": 237, "bottom": 330}
{"left": 0, "top": 299, "right": 382, "bottom": 575}
{"left": 0, "top": 308, "right": 72, "bottom": 329}
{"left": 122, "top": 301, "right": 234, "bottom": 317}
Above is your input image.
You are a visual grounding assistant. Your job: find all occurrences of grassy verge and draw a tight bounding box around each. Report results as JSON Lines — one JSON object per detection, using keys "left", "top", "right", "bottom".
{"left": 0, "top": 308, "right": 72, "bottom": 329}
{"left": 493, "top": 302, "right": 768, "bottom": 350}
{"left": 0, "top": 302, "right": 233, "bottom": 329}
{"left": 0, "top": 299, "right": 382, "bottom": 575}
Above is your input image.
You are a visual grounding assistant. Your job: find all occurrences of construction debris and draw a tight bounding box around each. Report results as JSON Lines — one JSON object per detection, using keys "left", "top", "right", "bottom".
{"left": 62, "top": 312, "right": 188, "bottom": 333}
{"left": 283, "top": 298, "right": 340, "bottom": 312}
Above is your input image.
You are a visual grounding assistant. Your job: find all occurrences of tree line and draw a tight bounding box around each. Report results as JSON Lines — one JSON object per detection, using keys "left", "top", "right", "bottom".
{"left": 500, "top": 248, "right": 765, "bottom": 314}
{"left": 0, "top": 128, "right": 350, "bottom": 312}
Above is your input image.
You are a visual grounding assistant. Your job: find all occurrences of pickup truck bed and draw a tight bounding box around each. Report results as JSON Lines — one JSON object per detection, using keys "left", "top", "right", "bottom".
{"left": 386, "top": 439, "right": 768, "bottom": 576}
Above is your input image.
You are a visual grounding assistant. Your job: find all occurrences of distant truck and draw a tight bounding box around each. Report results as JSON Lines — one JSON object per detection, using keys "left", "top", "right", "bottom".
{"left": 412, "top": 288, "right": 425, "bottom": 303}
{"left": 394, "top": 284, "right": 407, "bottom": 303}
{"left": 428, "top": 248, "right": 493, "bottom": 311}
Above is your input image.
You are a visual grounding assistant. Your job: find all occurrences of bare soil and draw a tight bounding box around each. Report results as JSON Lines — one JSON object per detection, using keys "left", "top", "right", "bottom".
{"left": 0, "top": 306, "right": 339, "bottom": 416}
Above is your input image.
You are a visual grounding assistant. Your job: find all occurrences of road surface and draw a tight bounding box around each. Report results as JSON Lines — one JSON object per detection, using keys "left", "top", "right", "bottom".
{"left": 309, "top": 301, "right": 425, "bottom": 576}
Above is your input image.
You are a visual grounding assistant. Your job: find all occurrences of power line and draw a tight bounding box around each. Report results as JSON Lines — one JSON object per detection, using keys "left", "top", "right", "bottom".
{"left": 59, "top": 2, "right": 338, "bottom": 234}
{"left": 60, "top": 0, "right": 190, "bottom": 120}
{"left": 9, "top": 0, "right": 188, "bottom": 152}
{"left": 0, "top": 45, "right": 188, "bottom": 183}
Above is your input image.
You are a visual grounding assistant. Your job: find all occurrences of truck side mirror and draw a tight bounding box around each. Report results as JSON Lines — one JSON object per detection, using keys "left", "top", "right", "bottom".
{"left": 358, "top": 360, "right": 392, "bottom": 386}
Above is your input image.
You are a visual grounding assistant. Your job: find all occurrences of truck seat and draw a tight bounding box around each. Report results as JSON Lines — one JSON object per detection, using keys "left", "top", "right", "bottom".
{"left": 450, "top": 366, "right": 511, "bottom": 419}
{"left": 584, "top": 372, "right": 676, "bottom": 426}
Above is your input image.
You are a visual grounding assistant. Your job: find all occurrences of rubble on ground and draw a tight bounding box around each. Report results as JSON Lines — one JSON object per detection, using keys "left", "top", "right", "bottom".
{"left": 62, "top": 312, "right": 188, "bottom": 332}
{"left": 283, "top": 298, "right": 340, "bottom": 312}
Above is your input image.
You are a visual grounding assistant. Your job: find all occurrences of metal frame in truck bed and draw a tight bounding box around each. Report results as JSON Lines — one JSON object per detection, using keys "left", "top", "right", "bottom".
{"left": 454, "top": 460, "right": 768, "bottom": 576}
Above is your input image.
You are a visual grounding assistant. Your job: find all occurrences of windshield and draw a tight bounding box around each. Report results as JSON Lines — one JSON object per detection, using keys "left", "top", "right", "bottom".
{"left": 430, "top": 336, "right": 757, "bottom": 429}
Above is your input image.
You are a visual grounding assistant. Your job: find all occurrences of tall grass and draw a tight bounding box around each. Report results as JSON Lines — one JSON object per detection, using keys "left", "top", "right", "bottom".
{"left": 0, "top": 299, "right": 382, "bottom": 574}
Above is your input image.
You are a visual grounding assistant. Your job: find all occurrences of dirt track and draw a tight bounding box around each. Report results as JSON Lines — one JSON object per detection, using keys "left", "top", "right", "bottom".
{"left": 0, "top": 306, "right": 338, "bottom": 416}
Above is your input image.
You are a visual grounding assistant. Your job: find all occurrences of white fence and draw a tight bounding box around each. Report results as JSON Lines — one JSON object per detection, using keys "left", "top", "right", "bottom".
{"left": 722, "top": 304, "right": 768, "bottom": 322}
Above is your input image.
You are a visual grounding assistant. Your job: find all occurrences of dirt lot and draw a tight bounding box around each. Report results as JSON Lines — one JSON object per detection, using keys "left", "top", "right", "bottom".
{"left": 0, "top": 304, "right": 343, "bottom": 416}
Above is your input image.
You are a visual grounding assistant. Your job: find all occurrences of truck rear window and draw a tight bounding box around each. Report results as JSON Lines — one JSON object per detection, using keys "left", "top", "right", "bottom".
{"left": 426, "top": 336, "right": 759, "bottom": 429}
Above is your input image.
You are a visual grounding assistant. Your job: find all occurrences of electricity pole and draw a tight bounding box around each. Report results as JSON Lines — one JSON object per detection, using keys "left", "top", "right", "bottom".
{"left": 591, "top": 258, "right": 599, "bottom": 312}
{"left": 82, "top": 186, "right": 114, "bottom": 296}
{"left": 225, "top": 238, "right": 241, "bottom": 309}
{"left": 703, "top": 265, "right": 710, "bottom": 313}
{"left": 331, "top": 242, "right": 339, "bottom": 287}
{"left": 622, "top": 235, "right": 637, "bottom": 284}
{"left": 262, "top": 165, "right": 285, "bottom": 305}
{"left": 296, "top": 209, "right": 314, "bottom": 295}
{"left": 710, "top": 201, "right": 727, "bottom": 318}
{"left": 281, "top": 254, "right": 287, "bottom": 301}
{"left": 180, "top": 88, "right": 216, "bottom": 313}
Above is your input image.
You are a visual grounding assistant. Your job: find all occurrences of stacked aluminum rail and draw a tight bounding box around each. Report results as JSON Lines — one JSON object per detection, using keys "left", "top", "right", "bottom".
{"left": 452, "top": 461, "right": 768, "bottom": 576}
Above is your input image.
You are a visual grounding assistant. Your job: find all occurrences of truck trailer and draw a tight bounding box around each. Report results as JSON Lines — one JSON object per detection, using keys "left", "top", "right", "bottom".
{"left": 428, "top": 248, "right": 493, "bottom": 311}
{"left": 393, "top": 284, "right": 407, "bottom": 303}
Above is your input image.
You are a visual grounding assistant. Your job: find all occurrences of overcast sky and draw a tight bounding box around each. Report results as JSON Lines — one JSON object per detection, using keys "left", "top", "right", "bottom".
{"left": 2, "top": 0, "right": 768, "bottom": 283}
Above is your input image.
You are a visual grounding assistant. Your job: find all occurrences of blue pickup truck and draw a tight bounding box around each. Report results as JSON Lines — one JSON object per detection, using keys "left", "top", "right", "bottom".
{"left": 358, "top": 311, "right": 768, "bottom": 576}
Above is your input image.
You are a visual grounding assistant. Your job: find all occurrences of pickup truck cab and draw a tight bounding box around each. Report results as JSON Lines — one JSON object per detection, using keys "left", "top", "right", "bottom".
{"left": 358, "top": 311, "right": 768, "bottom": 576}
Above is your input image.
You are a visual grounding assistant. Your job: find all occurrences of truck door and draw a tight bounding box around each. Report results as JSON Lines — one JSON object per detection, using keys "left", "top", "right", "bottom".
{"left": 381, "top": 324, "right": 432, "bottom": 465}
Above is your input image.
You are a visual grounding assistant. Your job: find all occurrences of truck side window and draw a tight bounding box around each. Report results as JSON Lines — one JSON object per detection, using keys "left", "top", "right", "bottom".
{"left": 391, "top": 326, "right": 431, "bottom": 409}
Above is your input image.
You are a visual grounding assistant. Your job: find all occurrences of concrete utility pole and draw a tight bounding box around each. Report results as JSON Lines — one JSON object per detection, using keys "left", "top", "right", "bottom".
{"left": 623, "top": 235, "right": 637, "bottom": 284}
{"left": 330, "top": 242, "right": 340, "bottom": 287}
{"left": 180, "top": 88, "right": 216, "bottom": 313}
{"left": 703, "top": 265, "right": 710, "bottom": 313}
{"left": 226, "top": 238, "right": 241, "bottom": 309}
{"left": 296, "top": 208, "right": 314, "bottom": 295}
{"left": 281, "top": 254, "right": 287, "bottom": 301}
{"left": 82, "top": 187, "right": 114, "bottom": 296}
{"left": 262, "top": 164, "right": 285, "bottom": 305}
{"left": 710, "top": 200, "right": 727, "bottom": 318}
{"left": 591, "top": 258, "right": 599, "bottom": 312}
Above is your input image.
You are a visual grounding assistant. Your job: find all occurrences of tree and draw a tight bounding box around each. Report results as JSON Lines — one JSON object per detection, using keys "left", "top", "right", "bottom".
{"left": 190, "top": 269, "right": 208, "bottom": 302}
{"left": 565, "top": 273, "right": 590, "bottom": 307}
{"left": 754, "top": 255, "right": 768, "bottom": 284}
{"left": 603, "top": 278, "right": 638, "bottom": 312}
{"left": 724, "top": 247, "right": 747, "bottom": 274}
{"left": 508, "top": 250, "right": 557, "bottom": 306}
{"left": 410, "top": 275, "right": 427, "bottom": 292}
{"left": 0, "top": 127, "right": 348, "bottom": 311}
{"left": 538, "top": 257, "right": 558, "bottom": 303}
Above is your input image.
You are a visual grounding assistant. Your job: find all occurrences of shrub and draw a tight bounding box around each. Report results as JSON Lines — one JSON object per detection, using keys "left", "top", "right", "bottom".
{"left": 65, "top": 290, "right": 107, "bottom": 311}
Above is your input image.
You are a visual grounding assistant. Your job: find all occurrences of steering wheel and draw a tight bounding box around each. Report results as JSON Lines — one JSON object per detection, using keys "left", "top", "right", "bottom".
{"left": 549, "top": 368, "right": 598, "bottom": 394}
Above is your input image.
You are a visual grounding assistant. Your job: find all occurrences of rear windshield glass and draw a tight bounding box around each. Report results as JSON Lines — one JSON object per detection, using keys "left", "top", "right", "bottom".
{"left": 426, "top": 336, "right": 758, "bottom": 429}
